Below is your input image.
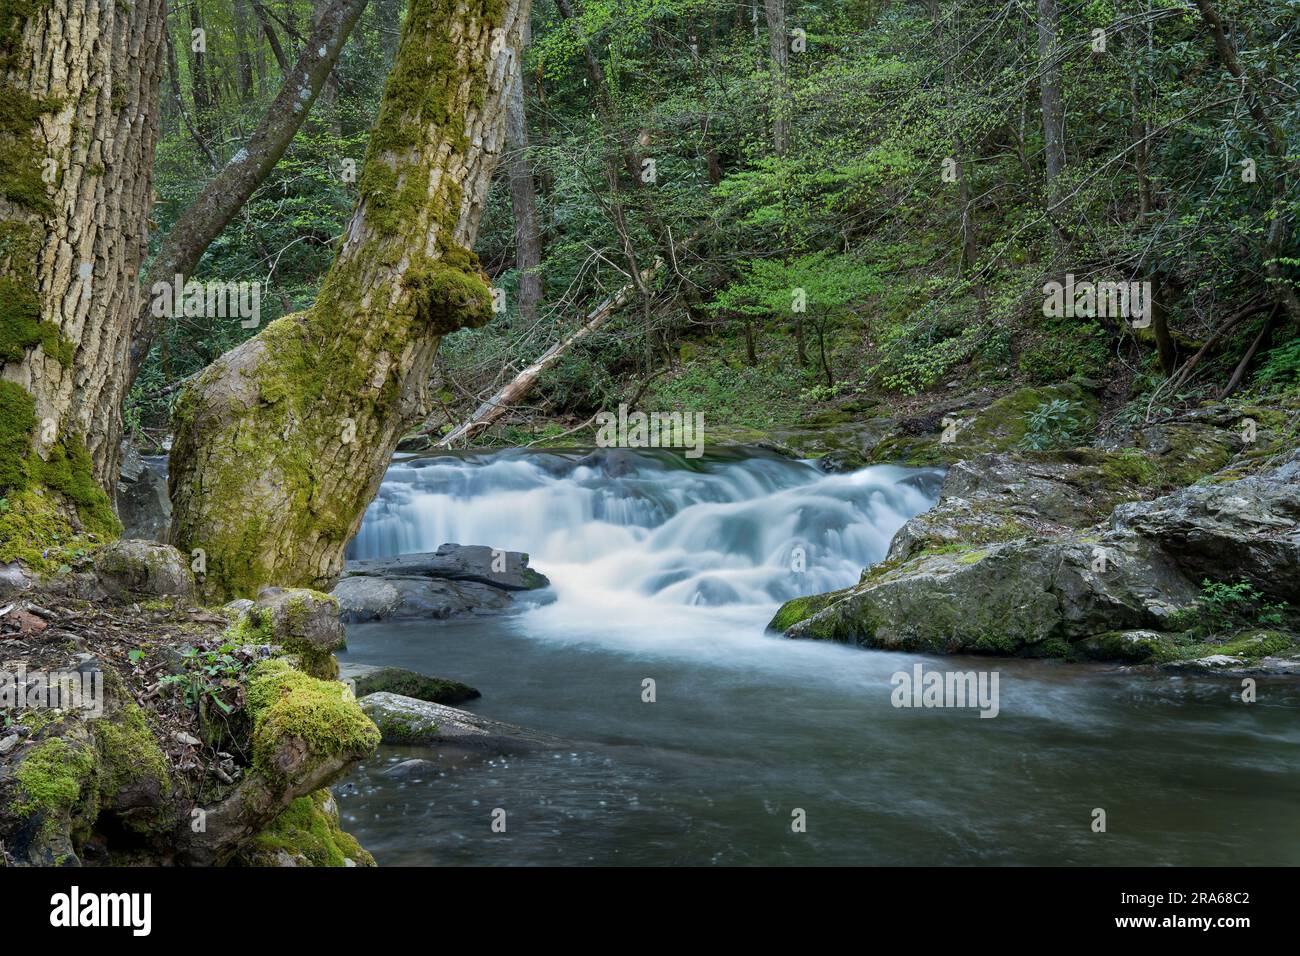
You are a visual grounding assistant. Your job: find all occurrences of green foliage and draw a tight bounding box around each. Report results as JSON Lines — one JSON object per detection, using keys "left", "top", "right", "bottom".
{"left": 1253, "top": 339, "right": 1300, "bottom": 395}
{"left": 1021, "top": 399, "right": 1088, "bottom": 451}
{"left": 159, "top": 642, "right": 264, "bottom": 716}
{"left": 1167, "top": 578, "right": 1290, "bottom": 638}
{"left": 140, "top": 0, "right": 1300, "bottom": 443}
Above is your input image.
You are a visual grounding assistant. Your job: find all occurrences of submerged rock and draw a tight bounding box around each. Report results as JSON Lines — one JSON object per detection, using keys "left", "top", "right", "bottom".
{"left": 333, "top": 543, "right": 549, "bottom": 622}
{"left": 358, "top": 692, "right": 564, "bottom": 753}
{"left": 340, "top": 662, "right": 480, "bottom": 705}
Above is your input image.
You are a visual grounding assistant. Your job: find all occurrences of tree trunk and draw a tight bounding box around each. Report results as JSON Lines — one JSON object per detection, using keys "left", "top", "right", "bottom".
{"left": 187, "top": 1, "right": 215, "bottom": 137}
{"left": 1036, "top": 0, "right": 1065, "bottom": 239}
{"left": 763, "top": 0, "right": 788, "bottom": 156}
{"left": 378, "top": 0, "right": 401, "bottom": 68}
{"left": 253, "top": 1, "right": 292, "bottom": 73}
{"left": 505, "top": 21, "right": 543, "bottom": 325}
{"left": 0, "top": 0, "right": 165, "bottom": 544}
{"left": 233, "top": 0, "right": 257, "bottom": 100}
{"left": 127, "top": 0, "right": 369, "bottom": 387}
{"left": 168, "top": 0, "right": 531, "bottom": 601}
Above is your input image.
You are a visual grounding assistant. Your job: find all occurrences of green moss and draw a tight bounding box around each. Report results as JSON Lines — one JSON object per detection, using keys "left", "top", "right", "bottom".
{"left": 1037, "top": 637, "right": 1073, "bottom": 659}
{"left": 973, "top": 631, "right": 1023, "bottom": 655}
{"left": 1098, "top": 447, "right": 1159, "bottom": 488}
{"left": 14, "top": 737, "right": 97, "bottom": 819}
{"left": 0, "top": 2, "right": 60, "bottom": 212}
{"left": 367, "top": 707, "right": 430, "bottom": 742}
{"left": 95, "top": 703, "right": 169, "bottom": 800}
{"left": 241, "top": 789, "right": 374, "bottom": 867}
{"left": 94, "top": 702, "right": 171, "bottom": 834}
{"left": 0, "top": 378, "right": 35, "bottom": 492}
{"left": 767, "top": 588, "right": 849, "bottom": 632}
{"left": 245, "top": 659, "right": 379, "bottom": 782}
{"left": 0, "top": 487, "right": 99, "bottom": 572}
{"left": 228, "top": 605, "right": 274, "bottom": 644}
{"left": 38, "top": 435, "right": 122, "bottom": 537}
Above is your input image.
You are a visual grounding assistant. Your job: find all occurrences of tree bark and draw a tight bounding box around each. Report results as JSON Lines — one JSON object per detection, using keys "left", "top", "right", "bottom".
{"left": 127, "top": 0, "right": 370, "bottom": 387}
{"left": 763, "top": 0, "right": 788, "bottom": 156}
{"left": 1036, "top": 0, "right": 1065, "bottom": 239}
{"left": 0, "top": 0, "right": 166, "bottom": 531}
{"left": 186, "top": 1, "right": 215, "bottom": 137}
{"left": 253, "top": 1, "right": 292, "bottom": 72}
{"left": 169, "top": 0, "right": 531, "bottom": 600}
{"left": 505, "top": 21, "right": 543, "bottom": 325}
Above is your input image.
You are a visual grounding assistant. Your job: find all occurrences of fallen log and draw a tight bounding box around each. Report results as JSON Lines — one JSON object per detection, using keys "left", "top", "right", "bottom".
{"left": 435, "top": 256, "right": 664, "bottom": 447}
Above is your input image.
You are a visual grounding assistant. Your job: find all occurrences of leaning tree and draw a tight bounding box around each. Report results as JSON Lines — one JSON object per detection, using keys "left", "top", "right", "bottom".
{"left": 168, "top": 0, "right": 532, "bottom": 600}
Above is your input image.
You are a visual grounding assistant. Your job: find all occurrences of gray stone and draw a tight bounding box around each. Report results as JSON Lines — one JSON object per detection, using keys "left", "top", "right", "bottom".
{"left": 116, "top": 441, "right": 171, "bottom": 541}
{"left": 0, "top": 562, "right": 32, "bottom": 601}
{"left": 333, "top": 544, "right": 549, "bottom": 622}
{"left": 252, "top": 587, "right": 346, "bottom": 655}
{"left": 381, "top": 758, "right": 439, "bottom": 779}
{"left": 94, "top": 540, "right": 195, "bottom": 601}
{"left": 772, "top": 447, "right": 1299, "bottom": 661}
{"left": 358, "top": 692, "right": 564, "bottom": 753}
{"left": 344, "top": 543, "right": 549, "bottom": 591}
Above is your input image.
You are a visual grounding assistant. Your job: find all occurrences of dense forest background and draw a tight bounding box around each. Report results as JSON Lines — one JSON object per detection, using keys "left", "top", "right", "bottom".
{"left": 131, "top": 0, "right": 1299, "bottom": 447}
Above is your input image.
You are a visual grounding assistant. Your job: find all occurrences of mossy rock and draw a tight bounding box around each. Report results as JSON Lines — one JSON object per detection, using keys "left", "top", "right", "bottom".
{"left": 240, "top": 587, "right": 346, "bottom": 679}
{"left": 868, "top": 383, "right": 1099, "bottom": 466}
{"left": 339, "top": 662, "right": 479, "bottom": 705}
{"left": 235, "top": 789, "right": 375, "bottom": 867}
{"left": 94, "top": 540, "right": 195, "bottom": 601}
{"left": 245, "top": 658, "right": 380, "bottom": 784}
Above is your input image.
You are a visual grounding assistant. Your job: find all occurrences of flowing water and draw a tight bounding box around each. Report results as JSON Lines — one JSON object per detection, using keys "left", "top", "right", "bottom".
{"left": 337, "top": 447, "right": 1300, "bottom": 866}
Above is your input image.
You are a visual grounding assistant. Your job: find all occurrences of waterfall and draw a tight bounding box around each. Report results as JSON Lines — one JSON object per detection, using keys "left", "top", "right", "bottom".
{"left": 350, "top": 447, "right": 941, "bottom": 620}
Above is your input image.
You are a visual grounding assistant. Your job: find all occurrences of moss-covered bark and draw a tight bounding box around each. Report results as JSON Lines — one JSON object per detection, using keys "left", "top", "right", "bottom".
{"left": 169, "top": 0, "right": 531, "bottom": 600}
{"left": 0, "top": 0, "right": 165, "bottom": 566}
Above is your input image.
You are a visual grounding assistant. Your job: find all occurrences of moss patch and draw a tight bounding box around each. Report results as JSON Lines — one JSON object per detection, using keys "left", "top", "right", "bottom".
{"left": 14, "top": 736, "right": 97, "bottom": 820}
{"left": 240, "top": 789, "right": 374, "bottom": 867}
{"left": 767, "top": 587, "right": 850, "bottom": 632}
{"left": 245, "top": 658, "right": 379, "bottom": 781}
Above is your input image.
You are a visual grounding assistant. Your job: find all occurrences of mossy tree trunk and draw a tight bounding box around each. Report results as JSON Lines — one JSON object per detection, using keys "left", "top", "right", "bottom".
{"left": 0, "top": 0, "right": 165, "bottom": 562}
{"left": 169, "top": 0, "right": 531, "bottom": 601}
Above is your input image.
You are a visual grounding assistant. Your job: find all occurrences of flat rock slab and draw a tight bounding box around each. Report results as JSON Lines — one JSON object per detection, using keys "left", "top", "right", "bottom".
{"left": 340, "top": 662, "right": 480, "bottom": 705}
{"left": 358, "top": 691, "right": 565, "bottom": 755}
{"left": 334, "top": 544, "right": 550, "bottom": 622}
{"left": 344, "top": 543, "right": 549, "bottom": 591}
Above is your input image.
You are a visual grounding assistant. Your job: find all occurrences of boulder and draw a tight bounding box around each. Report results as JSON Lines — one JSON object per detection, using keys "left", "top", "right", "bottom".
{"left": 116, "top": 440, "right": 171, "bottom": 541}
{"left": 772, "top": 447, "right": 1300, "bottom": 663}
{"left": 339, "top": 662, "right": 479, "bottom": 705}
{"left": 236, "top": 588, "right": 346, "bottom": 679}
{"left": 333, "top": 543, "right": 549, "bottom": 622}
{"left": 357, "top": 692, "right": 564, "bottom": 753}
{"left": 93, "top": 540, "right": 195, "bottom": 601}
